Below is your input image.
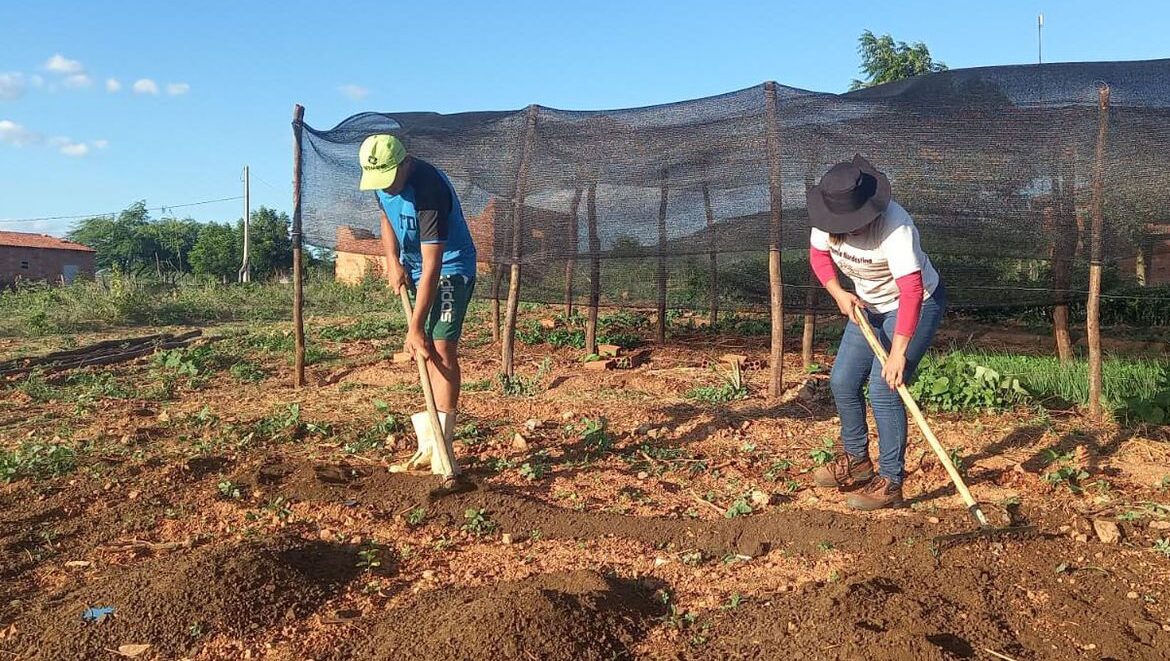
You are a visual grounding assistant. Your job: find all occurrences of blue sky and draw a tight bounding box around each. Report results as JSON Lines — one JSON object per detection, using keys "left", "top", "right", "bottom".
{"left": 0, "top": 0, "right": 1164, "bottom": 237}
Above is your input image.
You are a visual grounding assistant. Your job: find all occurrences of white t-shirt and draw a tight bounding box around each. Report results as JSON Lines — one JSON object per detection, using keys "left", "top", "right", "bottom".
{"left": 809, "top": 200, "right": 940, "bottom": 313}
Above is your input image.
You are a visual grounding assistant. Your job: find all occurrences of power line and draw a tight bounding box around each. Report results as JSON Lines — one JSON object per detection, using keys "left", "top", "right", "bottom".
{"left": 0, "top": 195, "right": 245, "bottom": 225}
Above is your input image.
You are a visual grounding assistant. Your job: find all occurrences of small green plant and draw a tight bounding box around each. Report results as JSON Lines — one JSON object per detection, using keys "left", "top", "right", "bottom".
{"left": 462, "top": 508, "right": 497, "bottom": 536}
{"left": 810, "top": 438, "right": 835, "bottom": 466}
{"left": 518, "top": 458, "right": 549, "bottom": 481}
{"left": 909, "top": 355, "right": 1030, "bottom": 412}
{"left": 578, "top": 417, "right": 614, "bottom": 456}
{"left": 405, "top": 506, "right": 427, "bottom": 527}
{"left": 263, "top": 496, "right": 293, "bottom": 522}
{"left": 499, "top": 358, "right": 552, "bottom": 397}
{"left": 721, "top": 593, "right": 745, "bottom": 610}
{"left": 948, "top": 447, "right": 967, "bottom": 477}
{"left": 217, "top": 479, "right": 244, "bottom": 500}
{"left": 0, "top": 441, "right": 79, "bottom": 482}
{"left": 1043, "top": 466, "right": 1090, "bottom": 491}
{"left": 357, "top": 541, "right": 382, "bottom": 571}
{"left": 724, "top": 498, "right": 752, "bottom": 519}
{"left": 686, "top": 362, "right": 748, "bottom": 404}
{"left": 816, "top": 540, "right": 835, "bottom": 552}
{"left": 1153, "top": 538, "right": 1170, "bottom": 558}
{"left": 462, "top": 377, "right": 494, "bottom": 392}
{"left": 764, "top": 459, "right": 793, "bottom": 481}
{"left": 680, "top": 550, "right": 705, "bottom": 566}
{"left": 229, "top": 361, "right": 267, "bottom": 383}
{"left": 188, "top": 621, "right": 205, "bottom": 638}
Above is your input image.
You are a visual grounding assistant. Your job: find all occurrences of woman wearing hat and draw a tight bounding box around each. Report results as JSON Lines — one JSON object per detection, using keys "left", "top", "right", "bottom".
{"left": 807, "top": 155, "right": 947, "bottom": 510}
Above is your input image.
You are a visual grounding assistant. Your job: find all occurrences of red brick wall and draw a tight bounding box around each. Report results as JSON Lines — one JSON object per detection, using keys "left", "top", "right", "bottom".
{"left": 0, "top": 246, "right": 96, "bottom": 286}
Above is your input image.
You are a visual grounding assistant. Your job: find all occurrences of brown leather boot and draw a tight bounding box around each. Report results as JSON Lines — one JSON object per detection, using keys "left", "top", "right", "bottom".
{"left": 812, "top": 454, "right": 874, "bottom": 490}
{"left": 846, "top": 476, "right": 904, "bottom": 511}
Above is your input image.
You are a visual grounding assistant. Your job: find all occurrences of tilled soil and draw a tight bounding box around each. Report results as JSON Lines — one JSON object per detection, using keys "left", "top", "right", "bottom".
{"left": 337, "top": 570, "right": 664, "bottom": 660}
{"left": 2, "top": 316, "right": 1170, "bottom": 659}
{"left": 14, "top": 537, "right": 359, "bottom": 659}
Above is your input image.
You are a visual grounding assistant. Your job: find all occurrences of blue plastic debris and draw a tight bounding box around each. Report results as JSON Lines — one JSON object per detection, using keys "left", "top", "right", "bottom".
{"left": 82, "top": 606, "right": 115, "bottom": 622}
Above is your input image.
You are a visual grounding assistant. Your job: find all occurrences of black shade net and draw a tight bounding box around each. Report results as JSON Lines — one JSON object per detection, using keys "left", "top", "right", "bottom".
{"left": 297, "top": 59, "right": 1170, "bottom": 312}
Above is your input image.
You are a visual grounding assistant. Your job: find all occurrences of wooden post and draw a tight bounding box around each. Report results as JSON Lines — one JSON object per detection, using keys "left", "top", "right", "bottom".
{"left": 291, "top": 104, "right": 306, "bottom": 388}
{"left": 764, "top": 82, "right": 784, "bottom": 398}
{"left": 564, "top": 188, "right": 582, "bottom": 318}
{"left": 1087, "top": 85, "right": 1109, "bottom": 417}
{"left": 1052, "top": 149, "right": 1076, "bottom": 363}
{"left": 702, "top": 182, "right": 719, "bottom": 325}
{"left": 490, "top": 264, "right": 501, "bottom": 343}
{"left": 585, "top": 182, "right": 600, "bottom": 355}
{"left": 501, "top": 105, "right": 540, "bottom": 378}
{"left": 802, "top": 160, "right": 818, "bottom": 370}
{"left": 657, "top": 174, "right": 668, "bottom": 345}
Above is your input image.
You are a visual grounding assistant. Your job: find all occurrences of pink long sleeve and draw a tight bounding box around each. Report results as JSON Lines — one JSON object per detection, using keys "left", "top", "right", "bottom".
{"left": 894, "top": 271, "right": 924, "bottom": 337}
{"left": 809, "top": 246, "right": 836, "bottom": 286}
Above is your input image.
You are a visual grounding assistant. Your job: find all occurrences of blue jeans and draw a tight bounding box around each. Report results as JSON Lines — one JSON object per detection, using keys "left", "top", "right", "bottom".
{"left": 829, "top": 283, "right": 947, "bottom": 483}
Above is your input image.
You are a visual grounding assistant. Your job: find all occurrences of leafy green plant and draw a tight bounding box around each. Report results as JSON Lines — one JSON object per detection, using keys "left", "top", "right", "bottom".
{"left": 229, "top": 361, "right": 267, "bottom": 383}
{"left": 318, "top": 317, "right": 405, "bottom": 342}
{"left": 357, "top": 541, "right": 383, "bottom": 571}
{"left": 499, "top": 358, "right": 552, "bottom": 397}
{"left": 764, "top": 459, "right": 794, "bottom": 482}
{"left": 405, "top": 507, "right": 427, "bottom": 527}
{"left": 909, "top": 355, "right": 1030, "bottom": 412}
{"left": 519, "top": 457, "right": 549, "bottom": 481}
{"left": 686, "top": 362, "right": 748, "bottom": 404}
{"left": 724, "top": 498, "right": 752, "bottom": 519}
{"left": 217, "top": 479, "right": 243, "bottom": 500}
{"left": 1154, "top": 538, "right": 1170, "bottom": 558}
{"left": 462, "top": 508, "right": 497, "bottom": 536}
{"left": 577, "top": 417, "right": 613, "bottom": 456}
{"left": 810, "top": 438, "right": 835, "bottom": 466}
{"left": 0, "top": 441, "right": 79, "bottom": 482}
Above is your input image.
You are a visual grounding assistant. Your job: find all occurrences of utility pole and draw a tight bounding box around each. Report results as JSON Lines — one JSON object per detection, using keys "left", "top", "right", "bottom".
{"left": 1037, "top": 14, "right": 1043, "bottom": 65}
{"left": 238, "top": 165, "right": 251, "bottom": 283}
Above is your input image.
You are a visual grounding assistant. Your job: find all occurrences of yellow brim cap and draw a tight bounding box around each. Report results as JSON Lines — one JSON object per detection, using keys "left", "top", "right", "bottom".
{"left": 359, "top": 164, "right": 399, "bottom": 191}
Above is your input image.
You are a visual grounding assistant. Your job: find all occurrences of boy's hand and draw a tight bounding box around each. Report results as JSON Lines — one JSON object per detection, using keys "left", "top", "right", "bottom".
{"left": 404, "top": 326, "right": 432, "bottom": 361}
{"left": 387, "top": 264, "right": 408, "bottom": 295}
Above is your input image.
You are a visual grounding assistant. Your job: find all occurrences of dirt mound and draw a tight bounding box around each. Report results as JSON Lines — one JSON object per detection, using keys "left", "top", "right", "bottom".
{"left": 265, "top": 461, "right": 919, "bottom": 557}
{"left": 689, "top": 537, "right": 1170, "bottom": 661}
{"left": 340, "top": 570, "right": 665, "bottom": 660}
{"left": 18, "top": 537, "right": 360, "bottom": 659}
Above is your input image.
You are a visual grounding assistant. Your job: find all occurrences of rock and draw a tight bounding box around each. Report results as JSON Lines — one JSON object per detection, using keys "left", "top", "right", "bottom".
{"left": 1127, "top": 591, "right": 1140, "bottom": 599}
{"left": 64, "top": 560, "right": 91, "bottom": 568}
{"left": 637, "top": 471, "right": 649, "bottom": 480}
{"left": 318, "top": 528, "right": 334, "bottom": 542}
{"left": 561, "top": 411, "right": 576, "bottom": 421}
{"left": 646, "top": 428, "right": 663, "bottom": 440}
{"left": 512, "top": 433, "right": 528, "bottom": 451}
{"left": 1075, "top": 534, "right": 1089, "bottom": 543}
{"left": 127, "top": 490, "right": 141, "bottom": 500}
{"left": 653, "top": 557, "right": 670, "bottom": 568}
{"left": 422, "top": 570, "right": 436, "bottom": 580}
{"left": 501, "top": 533, "right": 513, "bottom": 545}
{"left": 156, "top": 410, "right": 170, "bottom": 423}
{"left": 1148, "top": 520, "right": 1170, "bottom": 531}
{"left": 1092, "top": 519, "right": 1122, "bottom": 544}
{"left": 750, "top": 490, "right": 771, "bottom": 508}
{"left": 928, "top": 517, "right": 940, "bottom": 524}
{"left": 524, "top": 418, "right": 542, "bottom": 432}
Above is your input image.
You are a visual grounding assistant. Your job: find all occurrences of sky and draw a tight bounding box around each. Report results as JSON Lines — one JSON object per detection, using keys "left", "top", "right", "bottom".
{"left": 0, "top": 0, "right": 1165, "bottom": 237}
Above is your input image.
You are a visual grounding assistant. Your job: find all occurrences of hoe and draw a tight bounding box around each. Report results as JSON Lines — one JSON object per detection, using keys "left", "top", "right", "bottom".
{"left": 853, "top": 305, "right": 1037, "bottom": 548}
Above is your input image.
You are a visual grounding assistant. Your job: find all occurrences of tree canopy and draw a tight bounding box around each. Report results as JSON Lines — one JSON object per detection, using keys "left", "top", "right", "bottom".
{"left": 67, "top": 202, "right": 298, "bottom": 282}
{"left": 850, "top": 30, "right": 947, "bottom": 91}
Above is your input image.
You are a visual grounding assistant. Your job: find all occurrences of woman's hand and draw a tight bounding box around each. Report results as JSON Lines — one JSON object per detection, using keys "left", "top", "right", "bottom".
{"left": 882, "top": 349, "right": 907, "bottom": 390}
{"left": 833, "top": 290, "right": 864, "bottom": 318}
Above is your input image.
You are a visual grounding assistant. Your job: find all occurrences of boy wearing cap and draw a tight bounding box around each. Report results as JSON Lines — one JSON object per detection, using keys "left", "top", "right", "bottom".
{"left": 359, "top": 134, "right": 477, "bottom": 476}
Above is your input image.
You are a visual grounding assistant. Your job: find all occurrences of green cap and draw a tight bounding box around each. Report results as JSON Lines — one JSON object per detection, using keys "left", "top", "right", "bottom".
{"left": 358, "top": 134, "right": 407, "bottom": 191}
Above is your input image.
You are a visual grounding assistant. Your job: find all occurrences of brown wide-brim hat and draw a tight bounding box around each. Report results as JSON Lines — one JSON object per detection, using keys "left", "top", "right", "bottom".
{"left": 806, "top": 154, "right": 892, "bottom": 234}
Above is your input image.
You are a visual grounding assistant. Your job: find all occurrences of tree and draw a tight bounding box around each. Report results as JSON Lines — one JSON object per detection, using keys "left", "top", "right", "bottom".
{"left": 149, "top": 217, "right": 202, "bottom": 275}
{"left": 850, "top": 30, "right": 947, "bottom": 91}
{"left": 68, "top": 201, "right": 158, "bottom": 273}
{"left": 242, "top": 206, "right": 292, "bottom": 279}
{"left": 190, "top": 222, "right": 242, "bottom": 282}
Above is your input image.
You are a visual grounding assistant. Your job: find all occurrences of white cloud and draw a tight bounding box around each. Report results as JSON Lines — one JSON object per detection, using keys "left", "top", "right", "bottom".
{"left": 165, "top": 82, "right": 190, "bottom": 96}
{"left": 93, "top": 139, "right": 109, "bottom": 149}
{"left": 338, "top": 84, "right": 369, "bottom": 101}
{"left": 44, "top": 54, "right": 84, "bottom": 75}
{"left": 0, "top": 73, "right": 26, "bottom": 101}
{"left": 49, "top": 136, "right": 95, "bottom": 157}
{"left": 132, "top": 78, "right": 159, "bottom": 95}
{"left": 0, "top": 119, "right": 40, "bottom": 146}
{"left": 105, "top": 78, "right": 121, "bottom": 93}
{"left": 63, "top": 73, "right": 92, "bottom": 89}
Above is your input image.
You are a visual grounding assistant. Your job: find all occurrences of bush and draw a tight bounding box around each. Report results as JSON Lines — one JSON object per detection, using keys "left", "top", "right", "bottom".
{"left": 909, "top": 355, "right": 1030, "bottom": 412}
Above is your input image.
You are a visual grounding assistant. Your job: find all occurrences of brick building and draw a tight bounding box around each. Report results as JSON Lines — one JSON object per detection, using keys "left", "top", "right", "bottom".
{"left": 0, "top": 231, "right": 97, "bottom": 287}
